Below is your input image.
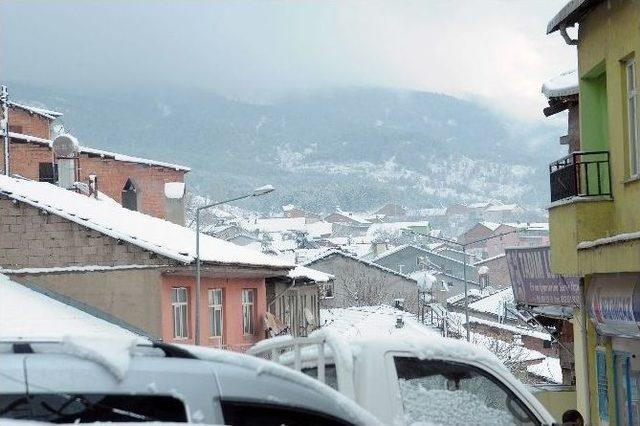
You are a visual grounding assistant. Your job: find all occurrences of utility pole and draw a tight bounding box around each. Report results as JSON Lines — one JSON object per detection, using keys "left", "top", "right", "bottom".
{"left": 1, "top": 85, "right": 9, "bottom": 176}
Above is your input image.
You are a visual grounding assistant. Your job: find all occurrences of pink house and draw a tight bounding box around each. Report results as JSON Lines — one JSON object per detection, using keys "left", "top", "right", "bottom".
{"left": 0, "top": 175, "right": 293, "bottom": 352}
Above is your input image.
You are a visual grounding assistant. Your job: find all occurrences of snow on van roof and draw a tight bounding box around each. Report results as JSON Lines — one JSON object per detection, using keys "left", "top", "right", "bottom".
{"left": 542, "top": 69, "right": 579, "bottom": 99}
{"left": 7, "top": 132, "right": 190, "bottom": 171}
{"left": 0, "top": 175, "right": 293, "bottom": 270}
{"left": 0, "top": 273, "right": 143, "bottom": 341}
{"left": 176, "top": 344, "right": 383, "bottom": 426}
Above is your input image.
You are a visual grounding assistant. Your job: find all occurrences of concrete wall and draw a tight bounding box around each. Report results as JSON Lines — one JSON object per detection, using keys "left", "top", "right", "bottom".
{"left": 307, "top": 253, "right": 419, "bottom": 313}
{"left": 0, "top": 197, "right": 166, "bottom": 269}
{"left": 9, "top": 268, "right": 164, "bottom": 337}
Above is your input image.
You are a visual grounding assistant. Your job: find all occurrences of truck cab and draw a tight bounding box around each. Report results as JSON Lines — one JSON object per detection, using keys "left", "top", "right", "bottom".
{"left": 248, "top": 332, "right": 556, "bottom": 425}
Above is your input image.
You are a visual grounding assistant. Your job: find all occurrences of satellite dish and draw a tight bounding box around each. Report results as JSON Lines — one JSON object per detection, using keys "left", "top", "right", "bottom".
{"left": 52, "top": 134, "right": 79, "bottom": 157}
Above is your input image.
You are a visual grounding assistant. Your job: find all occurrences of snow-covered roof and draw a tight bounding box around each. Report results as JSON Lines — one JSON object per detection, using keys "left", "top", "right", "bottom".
{"left": 542, "top": 69, "right": 579, "bottom": 99}
{"left": 252, "top": 217, "right": 306, "bottom": 233}
{"left": 329, "top": 210, "right": 371, "bottom": 225}
{"left": 546, "top": 0, "right": 602, "bottom": 34}
{"left": 9, "top": 101, "right": 63, "bottom": 120}
{"left": 7, "top": 132, "right": 190, "bottom": 171}
{"left": 304, "top": 250, "right": 416, "bottom": 281}
{"left": 0, "top": 273, "right": 144, "bottom": 340}
{"left": 479, "top": 221, "right": 501, "bottom": 231}
{"left": 305, "top": 220, "right": 333, "bottom": 238}
{"left": 468, "top": 317, "right": 551, "bottom": 341}
{"left": 0, "top": 175, "right": 293, "bottom": 270}
{"left": 288, "top": 265, "right": 333, "bottom": 283}
{"left": 473, "top": 253, "right": 506, "bottom": 266}
{"left": 485, "top": 204, "right": 521, "bottom": 212}
{"left": 320, "top": 305, "right": 436, "bottom": 338}
{"left": 527, "top": 357, "right": 562, "bottom": 384}
{"left": 468, "top": 288, "right": 514, "bottom": 317}
{"left": 373, "top": 244, "right": 472, "bottom": 268}
{"left": 366, "top": 221, "right": 429, "bottom": 238}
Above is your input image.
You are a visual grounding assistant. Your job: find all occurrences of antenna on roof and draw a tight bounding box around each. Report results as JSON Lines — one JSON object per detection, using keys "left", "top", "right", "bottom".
{"left": 1, "top": 85, "right": 9, "bottom": 176}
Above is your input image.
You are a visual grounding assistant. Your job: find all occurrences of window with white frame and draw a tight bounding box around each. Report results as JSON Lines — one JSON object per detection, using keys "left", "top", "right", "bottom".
{"left": 242, "top": 289, "right": 255, "bottom": 335}
{"left": 208, "top": 288, "right": 223, "bottom": 338}
{"left": 171, "top": 287, "right": 188, "bottom": 339}
{"left": 323, "top": 282, "right": 334, "bottom": 299}
{"left": 627, "top": 59, "right": 639, "bottom": 176}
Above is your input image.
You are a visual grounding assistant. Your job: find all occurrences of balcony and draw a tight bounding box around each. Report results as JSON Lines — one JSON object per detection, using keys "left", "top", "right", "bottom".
{"left": 549, "top": 151, "right": 611, "bottom": 202}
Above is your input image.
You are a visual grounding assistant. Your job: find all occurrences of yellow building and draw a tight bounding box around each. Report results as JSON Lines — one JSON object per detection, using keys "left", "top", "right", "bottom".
{"left": 547, "top": 1, "right": 640, "bottom": 424}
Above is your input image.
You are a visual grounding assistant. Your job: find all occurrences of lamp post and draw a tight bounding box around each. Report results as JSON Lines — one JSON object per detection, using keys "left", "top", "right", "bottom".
{"left": 194, "top": 184, "right": 275, "bottom": 345}
{"left": 406, "top": 227, "right": 520, "bottom": 342}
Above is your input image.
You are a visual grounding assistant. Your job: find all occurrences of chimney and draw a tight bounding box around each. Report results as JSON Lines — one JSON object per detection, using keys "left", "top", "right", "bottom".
{"left": 52, "top": 134, "right": 79, "bottom": 189}
{"left": 164, "top": 182, "right": 186, "bottom": 224}
{"left": 88, "top": 174, "right": 98, "bottom": 198}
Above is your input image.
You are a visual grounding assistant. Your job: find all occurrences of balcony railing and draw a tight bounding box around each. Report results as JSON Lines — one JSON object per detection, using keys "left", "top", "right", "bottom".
{"left": 549, "top": 151, "right": 611, "bottom": 202}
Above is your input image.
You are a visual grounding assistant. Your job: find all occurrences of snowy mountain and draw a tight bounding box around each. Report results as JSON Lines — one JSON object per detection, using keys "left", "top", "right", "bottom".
{"left": 6, "top": 82, "right": 565, "bottom": 213}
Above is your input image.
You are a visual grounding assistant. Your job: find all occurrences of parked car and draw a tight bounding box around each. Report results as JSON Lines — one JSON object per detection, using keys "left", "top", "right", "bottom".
{"left": 0, "top": 337, "right": 381, "bottom": 425}
{"left": 247, "top": 332, "right": 557, "bottom": 425}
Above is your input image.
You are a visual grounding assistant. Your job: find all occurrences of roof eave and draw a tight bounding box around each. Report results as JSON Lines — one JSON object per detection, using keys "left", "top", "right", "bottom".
{"left": 546, "top": 0, "right": 604, "bottom": 34}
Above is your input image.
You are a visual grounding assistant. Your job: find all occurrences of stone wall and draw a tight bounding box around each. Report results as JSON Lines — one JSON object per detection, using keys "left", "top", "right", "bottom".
{"left": 0, "top": 197, "right": 168, "bottom": 269}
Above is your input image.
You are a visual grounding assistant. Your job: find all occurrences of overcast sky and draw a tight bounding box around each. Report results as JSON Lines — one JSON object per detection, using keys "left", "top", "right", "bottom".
{"left": 0, "top": 0, "right": 575, "bottom": 121}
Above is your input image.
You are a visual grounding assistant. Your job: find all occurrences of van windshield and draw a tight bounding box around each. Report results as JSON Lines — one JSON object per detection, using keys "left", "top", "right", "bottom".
{"left": 0, "top": 393, "right": 187, "bottom": 423}
{"left": 393, "top": 357, "right": 539, "bottom": 426}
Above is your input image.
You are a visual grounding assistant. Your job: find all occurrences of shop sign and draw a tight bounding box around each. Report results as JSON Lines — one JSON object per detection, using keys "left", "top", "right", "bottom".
{"left": 505, "top": 246, "right": 579, "bottom": 306}
{"left": 588, "top": 274, "right": 640, "bottom": 338}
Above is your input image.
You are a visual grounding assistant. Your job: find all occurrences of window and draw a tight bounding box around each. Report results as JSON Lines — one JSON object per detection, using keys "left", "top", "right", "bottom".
{"left": 627, "top": 59, "right": 640, "bottom": 176}
{"left": 0, "top": 394, "right": 187, "bottom": 423}
{"left": 220, "top": 400, "right": 352, "bottom": 426}
{"left": 121, "top": 177, "right": 138, "bottom": 211}
{"left": 171, "top": 287, "right": 188, "bottom": 339}
{"left": 323, "top": 282, "right": 334, "bottom": 299}
{"left": 38, "top": 162, "right": 57, "bottom": 183}
{"left": 208, "top": 288, "right": 223, "bottom": 338}
{"left": 242, "top": 289, "right": 255, "bottom": 335}
{"left": 393, "top": 357, "right": 538, "bottom": 426}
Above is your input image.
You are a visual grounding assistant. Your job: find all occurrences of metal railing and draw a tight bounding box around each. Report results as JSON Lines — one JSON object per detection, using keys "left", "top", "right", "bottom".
{"left": 549, "top": 150, "right": 611, "bottom": 202}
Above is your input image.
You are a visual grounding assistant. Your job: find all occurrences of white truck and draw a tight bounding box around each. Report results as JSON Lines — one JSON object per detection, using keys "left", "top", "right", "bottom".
{"left": 247, "top": 331, "right": 557, "bottom": 425}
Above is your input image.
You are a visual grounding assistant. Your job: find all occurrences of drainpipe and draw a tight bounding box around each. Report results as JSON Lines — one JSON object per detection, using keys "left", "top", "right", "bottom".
{"left": 577, "top": 277, "right": 591, "bottom": 424}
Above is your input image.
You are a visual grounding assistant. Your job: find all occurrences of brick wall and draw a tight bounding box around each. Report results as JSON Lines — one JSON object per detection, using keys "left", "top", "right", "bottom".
{"left": 7, "top": 107, "right": 51, "bottom": 139}
{"left": 3, "top": 139, "right": 187, "bottom": 220}
{"left": 0, "top": 197, "right": 169, "bottom": 269}
{"left": 77, "top": 156, "right": 185, "bottom": 220}
{"left": 6, "top": 141, "right": 53, "bottom": 180}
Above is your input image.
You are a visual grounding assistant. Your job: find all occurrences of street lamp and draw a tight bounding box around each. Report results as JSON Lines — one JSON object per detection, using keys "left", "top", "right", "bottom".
{"left": 194, "top": 184, "right": 275, "bottom": 345}
{"left": 406, "top": 227, "right": 520, "bottom": 342}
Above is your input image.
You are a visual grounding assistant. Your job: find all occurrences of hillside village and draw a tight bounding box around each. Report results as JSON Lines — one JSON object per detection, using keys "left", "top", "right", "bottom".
{"left": 0, "top": 96, "right": 565, "bottom": 387}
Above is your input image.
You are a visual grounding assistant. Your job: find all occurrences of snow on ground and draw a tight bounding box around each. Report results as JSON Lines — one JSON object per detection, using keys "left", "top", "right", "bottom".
{"left": 320, "top": 305, "right": 437, "bottom": 338}
{"left": 0, "top": 273, "right": 144, "bottom": 341}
